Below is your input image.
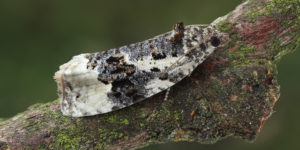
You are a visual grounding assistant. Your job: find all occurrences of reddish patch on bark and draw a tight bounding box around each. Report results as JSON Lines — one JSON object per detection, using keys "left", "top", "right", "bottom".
{"left": 226, "top": 77, "right": 234, "bottom": 84}
{"left": 229, "top": 46, "right": 237, "bottom": 52}
{"left": 190, "top": 110, "right": 196, "bottom": 117}
{"left": 236, "top": 17, "right": 283, "bottom": 49}
{"left": 230, "top": 94, "right": 238, "bottom": 101}
{"left": 257, "top": 95, "right": 280, "bottom": 132}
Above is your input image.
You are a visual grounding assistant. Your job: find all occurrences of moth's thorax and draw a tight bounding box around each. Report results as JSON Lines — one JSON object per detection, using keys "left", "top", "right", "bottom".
{"left": 55, "top": 22, "right": 227, "bottom": 117}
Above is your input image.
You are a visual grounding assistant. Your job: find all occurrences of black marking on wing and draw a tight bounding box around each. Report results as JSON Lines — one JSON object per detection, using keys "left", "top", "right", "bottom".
{"left": 210, "top": 36, "right": 220, "bottom": 47}
{"left": 97, "top": 55, "right": 136, "bottom": 84}
{"left": 200, "top": 43, "right": 206, "bottom": 50}
{"left": 106, "top": 56, "right": 122, "bottom": 64}
{"left": 152, "top": 52, "right": 167, "bottom": 60}
{"left": 151, "top": 67, "right": 161, "bottom": 72}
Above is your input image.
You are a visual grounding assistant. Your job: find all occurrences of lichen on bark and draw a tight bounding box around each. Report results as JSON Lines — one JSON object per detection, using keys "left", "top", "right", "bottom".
{"left": 0, "top": 0, "right": 299, "bottom": 149}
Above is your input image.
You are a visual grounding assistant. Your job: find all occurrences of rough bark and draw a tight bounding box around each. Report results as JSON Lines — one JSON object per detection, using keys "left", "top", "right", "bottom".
{"left": 0, "top": 0, "right": 299, "bottom": 149}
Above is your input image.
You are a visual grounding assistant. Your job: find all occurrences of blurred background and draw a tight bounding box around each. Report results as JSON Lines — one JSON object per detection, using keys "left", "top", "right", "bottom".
{"left": 0, "top": 0, "right": 299, "bottom": 149}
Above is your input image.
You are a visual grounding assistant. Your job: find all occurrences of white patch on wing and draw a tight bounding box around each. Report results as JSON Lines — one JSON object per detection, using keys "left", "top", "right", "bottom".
{"left": 123, "top": 53, "right": 179, "bottom": 72}
{"left": 144, "top": 78, "right": 174, "bottom": 97}
{"left": 206, "top": 45, "right": 215, "bottom": 55}
{"left": 55, "top": 54, "right": 114, "bottom": 117}
{"left": 172, "top": 60, "right": 195, "bottom": 76}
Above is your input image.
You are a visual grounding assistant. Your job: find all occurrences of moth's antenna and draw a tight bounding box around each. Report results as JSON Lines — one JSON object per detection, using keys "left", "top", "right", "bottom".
{"left": 164, "top": 88, "right": 170, "bottom": 101}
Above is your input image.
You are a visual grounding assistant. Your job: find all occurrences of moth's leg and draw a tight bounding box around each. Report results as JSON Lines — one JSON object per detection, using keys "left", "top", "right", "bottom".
{"left": 188, "top": 69, "right": 195, "bottom": 77}
{"left": 164, "top": 88, "right": 170, "bottom": 101}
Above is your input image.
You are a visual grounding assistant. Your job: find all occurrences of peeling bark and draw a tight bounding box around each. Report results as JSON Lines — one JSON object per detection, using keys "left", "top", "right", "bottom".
{"left": 0, "top": 0, "right": 299, "bottom": 149}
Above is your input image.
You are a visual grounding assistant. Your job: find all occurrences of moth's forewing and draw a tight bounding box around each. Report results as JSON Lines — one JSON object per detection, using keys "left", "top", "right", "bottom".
{"left": 55, "top": 24, "right": 224, "bottom": 117}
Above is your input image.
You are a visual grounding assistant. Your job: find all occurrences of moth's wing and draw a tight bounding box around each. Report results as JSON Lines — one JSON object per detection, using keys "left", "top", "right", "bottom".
{"left": 55, "top": 25, "right": 223, "bottom": 117}
{"left": 55, "top": 43, "right": 186, "bottom": 117}
{"left": 55, "top": 54, "right": 117, "bottom": 117}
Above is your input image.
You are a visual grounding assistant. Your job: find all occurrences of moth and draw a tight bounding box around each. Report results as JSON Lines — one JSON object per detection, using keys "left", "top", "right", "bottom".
{"left": 55, "top": 22, "right": 226, "bottom": 117}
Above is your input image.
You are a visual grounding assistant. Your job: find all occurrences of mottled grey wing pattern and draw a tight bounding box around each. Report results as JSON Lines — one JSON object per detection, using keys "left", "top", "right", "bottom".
{"left": 55, "top": 22, "right": 225, "bottom": 117}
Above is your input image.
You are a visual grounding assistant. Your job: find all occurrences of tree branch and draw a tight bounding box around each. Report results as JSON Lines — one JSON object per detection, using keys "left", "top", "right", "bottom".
{"left": 1, "top": 0, "right": 299, "bottom": 149}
